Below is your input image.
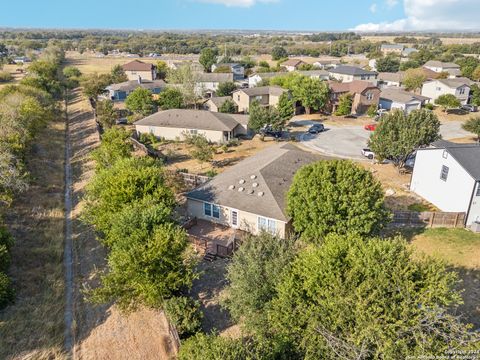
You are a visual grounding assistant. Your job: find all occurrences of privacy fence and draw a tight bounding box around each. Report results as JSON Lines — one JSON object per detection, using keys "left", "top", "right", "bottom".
{"left": 391, "top": 211, "right": 465, "bottom": 228}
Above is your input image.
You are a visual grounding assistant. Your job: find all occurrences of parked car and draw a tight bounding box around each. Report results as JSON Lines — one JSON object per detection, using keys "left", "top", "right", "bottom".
{"left": 461, "top": 104, "right": 478, "bottom": 113}
{"left": 260, "top": 125, "right": 282, "bottom": 139}
{"left": 364, "top": 123, "right": 377, "bottom": 131}
{"left": 115, "top": 118, "right": 128, "bottom": 125}
{"left": 344, "top": 114, "right": 358, "bottom": 119}
{"left": 308, "top": 123, "right": 325, "bottom": 134}
{"left": 361, "top": 148, "right": 375, "bottom": 160}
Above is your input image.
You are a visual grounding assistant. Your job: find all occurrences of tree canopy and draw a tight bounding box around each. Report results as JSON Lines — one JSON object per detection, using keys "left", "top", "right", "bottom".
{"left": 199, "top": 48, "right": 218, "bottom": 73}
{"left": 376, "top": 55, "right": 401, "bottom": 72}
{"left": 157, "top": 87, "right": 184, "bottom": 110}
{"left": 216, "top": 81, "right": 237, "bottom": 97}
{"left": 403, "top": 68, "right": 427, "bottom": 92}
{"left": 435, "top": 94, "right": 461, "bottom": 112}
{"left": 462, "top": 116, "right": 480, "bottom": 142}
{"left": 125, "top": 87, "right": 156, "bottom": 116}
{"left": 219, "top": 98, "right": 236, "bottom": 114}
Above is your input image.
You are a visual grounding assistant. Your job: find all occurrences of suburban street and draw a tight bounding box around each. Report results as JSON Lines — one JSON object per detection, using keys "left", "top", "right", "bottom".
{"left": 298, "top": 120, "right": 471, "bottom": 160}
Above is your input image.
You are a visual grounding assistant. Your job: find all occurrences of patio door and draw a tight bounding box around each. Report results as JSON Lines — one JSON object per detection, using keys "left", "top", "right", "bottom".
{"left": 231, "top": 210, "right": 239, "bottom": 228}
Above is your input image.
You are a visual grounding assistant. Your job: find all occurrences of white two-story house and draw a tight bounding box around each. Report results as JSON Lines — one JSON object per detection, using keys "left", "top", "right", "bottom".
{"left": 421, "top": 78, "right": 472, "bottom": 105}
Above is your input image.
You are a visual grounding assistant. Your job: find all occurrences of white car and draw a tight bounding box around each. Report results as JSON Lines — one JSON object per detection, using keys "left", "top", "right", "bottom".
{"left": 361, "top": 148, "right": 375, "bottom": 160}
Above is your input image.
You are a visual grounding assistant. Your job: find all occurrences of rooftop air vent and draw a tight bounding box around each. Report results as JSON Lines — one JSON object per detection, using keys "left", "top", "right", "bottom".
{"left": 238, "top": 187, "right": 245, "bottom": 192}
{"left": 239, "top": 179, "right": 246, "bottom": 184}
{"left": 252, "top": 182, "right": 259, "bottom": 188}
{"left": 250, "top": 175, "right": 257, "bottom": 180}
{"left": 228, "top": 185, "right": 235, "bottom": 190}
{"left": 258, "top": 191, "right": 264, "bottom": 197}
{"left": 248, "top": 189, "right": 254, "bottom": 195}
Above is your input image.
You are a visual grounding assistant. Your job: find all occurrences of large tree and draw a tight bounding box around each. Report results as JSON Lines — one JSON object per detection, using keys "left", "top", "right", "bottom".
{"left": 271, "top": 46, "right": 287, "bottom": 61}
{"left": 199, "top": 48, "right": 218, "bottom": 73}
{"left": 166, "top": 63, "right": 199, "bottom": 108}
{"left": 270, "top": 234, "right": 477, "bottom": 359}
{"left": 125, "top": 87, "right": 156, "bottom": 116}
{"left": 334, "top": 93, "right": 353, "bottom": 115}
{"left": 95, "top": 99, "right": 117, "bottom": 129}
{"left": 462, "top": 116, "right": 480, "bottom": 142}
{"left": 157, "top": 87, "right": 184, "bottom": 110}
{"left": 369, "top": 109, "right": 441, "bottom": 168}
{"left": 80, "top": 72, "right": 111, "bottom": 102}
{"left": 110, "top": 64, "right": 128, "bottom": 83}
{"left": 435, "top": 94, "right": 461, "bottom": 112}
{"left": 90, "top": 127, "right": 132, "bottom": 170}
{"left": 156, "top": 60, "right": 169, "bottom": 80}
{"left": 287, "top": 160, "right": 390, "bottom": 242}
{"left": 403, "top": 68, "right": 427, "bottom": 92}
{"left": 376, "top": 55, "right": 401, "bottom": 72}
{"left": 219, "top": 98, "right": 236, "bottom": 114}
{"left": 216, "top": 81, "right": 237, "bottom": 97}
{"left": 277, "top": 92, "right": 295, "bottom": 122}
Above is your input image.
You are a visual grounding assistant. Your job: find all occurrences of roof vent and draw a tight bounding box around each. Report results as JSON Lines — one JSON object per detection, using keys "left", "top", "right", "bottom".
{"left": 228, "top": 185, "right": 235, "bottom": 190}
{"left": 248, "top": 189, "right": 254, "bottom": 195}
{"left": 250, "top": 175, "right": 257, "bottom": 180}
{"left": 258, "top": 191, "right": 264, "bottom": 197}
{"left": 252, "top": 182, "right": 259, "bottom": 188}
{"left": 238, "top": 187, "right": 245, "bottom": 192}
{"left": 239, "top": 179, "right": 246, "bottom": 184}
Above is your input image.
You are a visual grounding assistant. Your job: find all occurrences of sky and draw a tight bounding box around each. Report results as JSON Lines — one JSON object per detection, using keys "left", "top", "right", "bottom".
{"left": 0, "top": 0, "right": 479, "bottom": 32}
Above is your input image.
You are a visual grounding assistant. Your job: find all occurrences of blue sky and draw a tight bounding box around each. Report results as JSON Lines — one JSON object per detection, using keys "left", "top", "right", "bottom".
{"left": 1, "top": 0, "right": 478, "bottom": 32}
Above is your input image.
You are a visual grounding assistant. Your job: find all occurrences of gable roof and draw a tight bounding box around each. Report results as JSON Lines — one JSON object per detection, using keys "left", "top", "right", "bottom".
{"left": 208, "top": 96, "right": 232, "bottom": 108}
{"left": 134, "top": 109, "right": 247, "bottom": 132}
{"left": 297, "top": 69, "right": 330, "bottom": 77}
{"left": 431, "top": 141, "right": 480, "bottom": 180}
{"left": 197, "top": 73, "right": 234, "bottom": 83}
{"left": 378, "top": 72, "right": 405, "bottom": 83}
{"left": 380, "top": 88, "right": 429, "bottom": 104}
{"left": 330, "top": 65, "right": 377, "bottom": 76}
{"left": 235, "top": 85, "right": 287, "bottom": 97}
{"left": 424, "top": 60, "right": 460, "bottom": 69}
{"left": 186, "top": 143, "right": 323, "bottom": 221}
{"left": 107, "top": 80, "right": 166, "bottom": 92}
{"left": 435, "top": 77, "right": 473, "bottom": 88}
{"left": 250, "top": 72, "right": 284, "bottom": 79}
{"left": 381, "top": 44, "right": 404, "bottom": 50}
{"left": 281, "top": 59, "right": 306, "bottom": 67}
{"left": 122, "top": 60, "right": 155, "bottom": 71}
{"left": 328, "top": 80, "right": 379, "bottom": 94}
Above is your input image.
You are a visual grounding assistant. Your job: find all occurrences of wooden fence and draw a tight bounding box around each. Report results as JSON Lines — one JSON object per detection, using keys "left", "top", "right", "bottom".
{"left": 177, "top": 172, "right": 210, "bottom": 188}
{"left": 391, "top": 211, "right": 465, "bottom": 228}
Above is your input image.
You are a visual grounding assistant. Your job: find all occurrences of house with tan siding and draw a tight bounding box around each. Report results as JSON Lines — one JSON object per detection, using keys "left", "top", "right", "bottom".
{"left": 329, "top": 65, "right": 378, "bottom": 84}
{"left": 122, "top": 60, "right": 157, "bottom": 81}
{"left": 203, "top": 96, "right": 235, "bottom": 113}
{"left": 233, "top": 86, "right": 287, "bottom": 113}
{"left": 186, "top": 144, "right": 322, "bottom": 238}
{"left": 328, "top": 80, "right": 380, "bottom": 115}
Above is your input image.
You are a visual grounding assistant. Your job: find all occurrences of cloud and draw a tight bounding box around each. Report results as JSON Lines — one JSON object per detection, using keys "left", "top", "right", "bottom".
{"left": 353, "top": 0, "right": 480, "bottom": 32}
{"left": 196, "top": 0, "right": 278, "bottom": 7}
{"left": 385, "top": 0, "right": 398, "bottom": 8}
{"left": 369, "top": 3, "right": 377, "bottom": 13}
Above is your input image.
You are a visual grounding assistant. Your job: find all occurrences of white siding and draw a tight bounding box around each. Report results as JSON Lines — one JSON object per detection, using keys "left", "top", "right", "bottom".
{"left": 136, "top": 124, "right": 226, "bottom": 143}
{"left": 421, "top": 81, "right": 470, "bottom": 105}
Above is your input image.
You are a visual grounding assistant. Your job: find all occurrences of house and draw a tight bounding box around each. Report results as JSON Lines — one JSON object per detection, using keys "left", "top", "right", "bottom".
{"left": 297, "top": 70, "right": 330, "bottom": 80}
{"left": 13, "top": 56, "right": 31, "bottom": 64}
{"left": 204, "top": 96, "right": 234, "bottom": 113}
{"left": 381, "top": 44, "right": 404, "bottom": 55}
{"left": 248, "top": 70, "right": 328, "bottom": 88}
{"left": 410, "top": 140, "right": 480, "bottom": 226}
{"left": 211, "top": 63, "right": 245, "bottom": 80}
{"left": 313, "top": 58, "right": 341, "bottom": 69}
{"left": 423, "top": 61, "right": 461, "bottom": 78}
{"left": 281, "top": 59, "right": 307, "bottom": 72}
{"left": 232, "top": 86, "right": 287, "bottom": 113}
{"left": 402, "top": 47, "right": 419, "bottom": 57}
{"left": 328, "top": 80, "right": 380, "bottom": 115}
{"left": 329, "top": 66, "right": 378, "bottom": 84}
{"left": 134, "top": 109, "right": 249, "bottom": 143}
{"left": 186, "top": 143, "right": 322, "bottom": 238}
{"left": 167, "top": 61, "right": 204, "bottom": 72}
{"left": 122, "top": 60, "right": 157, "bottom": 81}
{"left": 379, "top": 88, "right": 429, "bottom": 114}
{"left": 421, "top": 78, "right": 472, "bottom": 105}
{"left": 195, "top": 73, "right": 234, "bottom": 96}
{"left": 106, "top": 79, "right": 166, "bottom": 101}
{"left": 377, "top": 72, "right": 405, "bottom": 88}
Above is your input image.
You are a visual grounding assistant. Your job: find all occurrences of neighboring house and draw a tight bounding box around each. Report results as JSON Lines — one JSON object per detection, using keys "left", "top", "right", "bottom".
{"left": 232, "top": 86, "right": 287, "bottom": 113}
{"left": 211, "top": 63, "right": 245, "bottom": 80}
{"left": 186, "top": 143, "right": 321, "bottom": 238}
{"left": 167, "top": 61, "right": 204, "bottom": 72}
{"left": 410, "top": 140, "right": 480, "bottom": 226}
{"left": 402, "top": 47, "right": 419, "bottom": 57}
{"left": 281, "top": 59, "right": 307, "bottom": 72}
{"left": 122, "top": 60, "right": 157, "bottom": 81}
{"left": 195, "top": 73, "right": 234, "bottom": 96}
{"left": 381, "top": 44, "right": 404, "bottom": 55}
{"left": 204, "top": 96, "right": 234, "bottom": 113}
{"left": 13, "top": 56, "right": 31, "bottom": 64}
{"left": 297, "top": 69, "right": 330, "bottom": 80}
{"left": 379, "top": 88, "right": 429, "bottom": 114}
{"left": 248, "top": 70, "right": 328, "bottom": 88}
{"left": 423, "top": 61, "right": 461, "bottom": 78}
{"left": 106, "top": 79, "right": 166, "bottom": 101}
{"left": 329, "top": 66, "right": 378, "bottom": 84}
{"left": 134, "top": 109, "right": 249, "bottom": 143}
{"left": 421, "top": 78, "right": 472, "bottom": 105}
{"left": 328, "top": 80, "right": 380, "bottom": 114}
{"left": 377, "top": 72, "right": 405, "bottom": 88}
{"left": 313, "top": 59, "right": 341, "bottom": 69}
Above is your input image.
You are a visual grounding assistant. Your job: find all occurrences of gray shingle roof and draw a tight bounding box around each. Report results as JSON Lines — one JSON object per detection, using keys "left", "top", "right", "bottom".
{"left": 424, "top": 60, "right": 460, "bottom": 69}
{"left": 197, "top": 73, "right": 234, "bottom": 83}
{"left": 330, "top": 65, "right": 377, "bottom": 76}
{"left": 186, "top": 144, "right": 324, "bottom": 221}
{"left": 107, "top": 80, "right": 166, "bottom": 92}
{"left": 431, "top": 141, "right": 480, "bottom": 180}
{"left": 134, "top": 109, "right": 247, "bottom": 132}
{"left": 208, "top": 96, "right": 232, "bottom": 108}
{"left": 380, "top": 88, "right": 429, "bottom": 104}
{"left": 235, "top": 86, "right": 287, "bottom": 97}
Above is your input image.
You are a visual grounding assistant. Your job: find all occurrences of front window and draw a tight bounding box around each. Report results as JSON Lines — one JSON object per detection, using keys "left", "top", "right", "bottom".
{"left": 212, "top": 205, "right": 220, "bottom": 219}
{"left": 189, "top": 129, "right": 198, "bottom": 135}
{"left": 204, "top": 203, "right": 220, "bottom": 219}
{"left": 459, "top": 88, "right": 465, "bottom": 95}
{"left": 366, "top": 93, "right": 374, "bottom": 100}
{"left": 258, "top": 216, "right": 276, "bottom": 234}
{"left": 440, "top": 165, "right": 449, "bottom": 181}
{"left": 204, "top": 203, "right": 212, "bottom": 217}
{"left": 476, "top": 183, "right": 480, "bottom": 196}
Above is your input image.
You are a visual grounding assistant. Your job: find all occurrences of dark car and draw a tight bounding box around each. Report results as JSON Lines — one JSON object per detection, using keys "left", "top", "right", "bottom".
{"left": 308, "top": 123, "right": 325, "bottom": 134}
{"left": 260, "top": 126, "right": 282, "bottom": 139}
{"left": 461, "top": 104, "right": 478, "bottom": 113}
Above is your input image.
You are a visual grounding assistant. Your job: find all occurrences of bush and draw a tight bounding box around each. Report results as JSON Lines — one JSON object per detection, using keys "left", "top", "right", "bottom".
{"left": 0, "top": 71, "right": 13, "bottom": 83}
{"left": 424, "top": 103, "right": 434, "bottom": 110}
{"left": 367, "top": 104, "right": 378, "bottom": 117}
{"left": 0, "top": 226, "right": 13, "bottom": 273}
{"left": 163, "top": 296, "right": 203, "bottom": 338}
{"left": 0, "top": 272, "right": 14, "bottom": 309}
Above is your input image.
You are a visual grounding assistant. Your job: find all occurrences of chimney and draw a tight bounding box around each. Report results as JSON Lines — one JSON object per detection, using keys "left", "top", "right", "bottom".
{"left": 137, "top": 75, "right": 142, "bottom": 84}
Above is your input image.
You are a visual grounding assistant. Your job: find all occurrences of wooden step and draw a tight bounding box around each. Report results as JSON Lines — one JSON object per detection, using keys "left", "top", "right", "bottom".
{"left": 203, "top": 252, "right": 217, "bottom": 262}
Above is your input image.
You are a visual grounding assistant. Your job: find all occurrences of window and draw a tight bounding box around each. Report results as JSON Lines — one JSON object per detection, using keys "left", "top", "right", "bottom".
{"left": 258, "top": 216, "right": 276, "bottom": 234}
{"left": 436, "top": 87, "right": 442, "bottom": 91}
{"left": 189, "top": 129, "right": 198, "bottom": 135}
{"left": 255, "top": 95, "right": 263, "bottom": 101}
{"left": 203, "top": 203, "right": 220, "bottom": 219}
{"left": 440, "top": 165, "right": 449, "bottom": 181}
{"left": 212, "top": 205, "right": 220, "bottom": 219}
{"left": 237, "top": 95, "right": 240, "bottom": 101}
{"left": 442, "top": 150, "right": 448, "bottom": 159}
{"left": 476, "top": 183, "right": 480, "bottom": 197}
{"left": 361, "top": 75, "right": 366, "bottom": 80}
{"left": 366, "top": 92, "right": 374, "bottom": 101}
{"left": 204, "top": 202, "right": 212, "bottom": 217}
{"left": 459, "top": 88, "right": 465, "bottom": 95}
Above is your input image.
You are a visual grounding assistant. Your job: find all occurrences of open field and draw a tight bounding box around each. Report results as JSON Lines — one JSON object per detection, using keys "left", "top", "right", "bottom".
{"left": 0, "top": 113, "right": 67, "bottom": 359}
{"left": 362, "top": 35, "right": 480, "bottom": 45}
{"left": 0, "top": 63, "right": 27, "bottom": 90}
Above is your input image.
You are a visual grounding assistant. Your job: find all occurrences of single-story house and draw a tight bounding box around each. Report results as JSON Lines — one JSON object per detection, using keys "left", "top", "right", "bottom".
{"left": 377, "top": 72, "right": 405, "bottom": 88}
{"left": 329, "top": 65, "right": 378, "bottom": 84}
{"left": 122, "top": 60, "right": 157, "bottom": 81}
{"left": 233, "top": 86, "right": 287, "bottom": 113}
{"left": 211, "top": 63, "right": 245, "bottom": 80}
{"left": 313, "top": 58, "right": 341, "bottom": 69}
{"left": 13, "top": 56, "right": 31, "bottom": 64}
{"left": 297, "top": 69, "right": 330, "bottom": 80}
{"left": 379, "top": 88, "right": 429, "bottom": 114}
{"left": 195, "top": 73, "right": 234, "bottom": 96}
{"left": 423, "top": 61, "right": 461, "bottom": 78}
{"left": 203, "top": 96, "right": 234, "bottom": 113}
{"left": 381, "top": 44, "right": 404, "bottom": 55}
{"left": 402, "top": 47, "right": 419, "bottom": 57}
{"left": 134, "top": 109, "right": 248, "bottom": 143}
{"left": 281, "top": 59, "right": 307, "bottom": 72}
{"left": 410, "top": 140, "right": 480, "bottom": 226}
{"left": 421, "top": 78, "right": 472, "bottom": 105}
{"left": 186, "top": 143, "right": 322, "bottom": 238}
{"left": 248, "top": 70, "right": 328, "bottom": 88}
{"left": 328, "top": 80, "right": 380, "bottom": 115}
{"left": 106, "top": 79, "right": 166, "bottom": 101}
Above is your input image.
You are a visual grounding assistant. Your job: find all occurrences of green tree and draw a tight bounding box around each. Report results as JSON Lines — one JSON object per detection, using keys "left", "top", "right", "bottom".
{"left": 472, "top": 65, "right": 480, "bottom": 81}
{"left": 110, "top": 64, "right": 128, "bottom": 83}
{"left": 399, "top": 59, "right": 420, "bottom": 71}
{"left": 248, "top": 100, "right": 284, "bottom": 132}
{"left": 20, "top": 59, "right": 63, "bottom": 98}
{"left": 157, "top": 87, "right": 184, "bottom": 110}
{"left": 369, "top": 109, "right": 441, "bottom": 168}
{"left": 91, "top": 127, "right": 132, "bottom": 170}
{"left": 435, "top": 94, "right": 461, "bottom": 112}
{"left": 166, "top": 63, "right": 199, "bottom": 108}
{"left": 277, "top": 92, "right": 294, "bottom": 122}
{"left": 80, "top": 72, "right": 111, "bottom": 102}
{"left": 216, "top": 81, "right": 237, "bottom": 97}
{"left": 199, "top": 48, "right": 218, "bottom": 73}
{"left": 156, "top": 60, "right": 168, "bottom": 80}
{"left": 62, "top": 66, "right": 82, "bottom": 89}
{"left": 0, "top": 272, "right": 14, "bottom": 309}
{"left": 456, "top": 56, "right": 480, "bottom": 79}
{"left": 189, "top": 134, "right": 215, "bottom": 164}
{"left": 470, "top": 84, "right": 480, "bottom": 106}
{"left": 334, "top": 93, "right": 353, "bottom": 115}
{"left": 218, "top": 98, "right": 236, "bottom": 113}
{"left": 125, "top": 87, "right": 156, "bottom": 116}
{"left": 367, "top": 103, "right": 378, "bottom": 117}
{"left": 376, "top": 55, "right": 401, "bottom": 72}
{"left": 270, "top": 234, "right": 476, "bottom": 359}
{"left": 403, "top": 68, "right": 427, "bottom": 92}
{"left": 0, "top": 226, "right": 13, "bottom": 272}
{"left": 271, "top": 46, "right": 287, "bottom": 61}
{"left": 462, "top": 116, "right": 480, "bottom": 142}
{"left": 287, "top": 160, "right": 389, "bottom": 242}
{"left": 96, "top": 99, "right": 117, "bottom": 129}
{"left": 222, "top": 232, "right": 296, "bottom": 335}
{"left": 163, "top": 296, "right": 203, "bottom": 338}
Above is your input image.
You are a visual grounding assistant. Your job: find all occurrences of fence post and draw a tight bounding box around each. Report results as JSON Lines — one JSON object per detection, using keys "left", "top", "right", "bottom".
{"left": 429, "top": 212, "right": 435, "bottom": 228}
{"left": 454, "top": 212, "right": 460, "bottom": 228}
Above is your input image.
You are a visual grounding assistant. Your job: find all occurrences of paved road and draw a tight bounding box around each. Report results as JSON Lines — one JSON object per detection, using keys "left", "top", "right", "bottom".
{"left": 299, "top": 121, "right": 470, "bottom": 160}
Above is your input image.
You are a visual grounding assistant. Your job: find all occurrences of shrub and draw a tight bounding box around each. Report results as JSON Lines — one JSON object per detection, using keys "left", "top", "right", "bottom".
{"left": 0, "top": 71, "right": 13, "bottom": 83}
{"left": 0, "top": 272, "right": 14, "bottom": 309}
{"left": 163, "top": 296, "right": 203, "bottom": 338}
{"left": 424, "top": 103, "right": 434, "bottom": 110}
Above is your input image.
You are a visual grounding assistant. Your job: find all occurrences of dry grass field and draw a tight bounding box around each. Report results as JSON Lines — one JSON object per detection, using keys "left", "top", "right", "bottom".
{"left": 362, "top": 35, "right": 480, "bottom": 45}
{"left": 0, "top": 114, "right": 67, "bottom": 359}
{"left": 0, "top": 63, "right": 28, "bottom": 90}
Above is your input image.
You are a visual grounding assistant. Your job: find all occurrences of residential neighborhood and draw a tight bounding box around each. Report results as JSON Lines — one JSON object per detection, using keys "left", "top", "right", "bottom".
{"left": 1, "top": 1, "right": 480, "bottom": 359}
